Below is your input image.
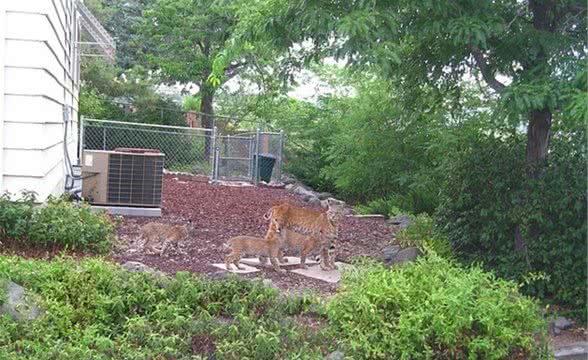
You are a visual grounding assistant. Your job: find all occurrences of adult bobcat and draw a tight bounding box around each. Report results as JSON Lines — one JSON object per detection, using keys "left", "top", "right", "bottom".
{"left": 264, "top": 198, "right": 348, "bottom": 270}
{"left": 141, "top": 221, "right": 192, "bottom": 257}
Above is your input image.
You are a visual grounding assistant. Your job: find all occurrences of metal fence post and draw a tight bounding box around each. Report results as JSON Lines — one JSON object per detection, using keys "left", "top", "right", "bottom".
{"left": 276, "top": 129, "right": 284, "bottom": 182}
{"left": 78, "top": 116, "right": 85, "bottom": 165}
{"left": 214, "top": 146, "right": 220, "bottom": 181}
{"left": 247, "top": 135, "right": 254, "bottom": 180}
{"left": 210, "top": 126, "right": 217, "bottom": 180}
{"left": 254, "top": 128, "right": 261, "bottom": 185}
{"left": 102, "top": 125, "right": 106, "bottom": 150}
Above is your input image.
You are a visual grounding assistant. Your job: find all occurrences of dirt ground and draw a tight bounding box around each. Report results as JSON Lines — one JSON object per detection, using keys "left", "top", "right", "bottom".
{"left": 111, "top": 174, "right": 396, "bottom": 295}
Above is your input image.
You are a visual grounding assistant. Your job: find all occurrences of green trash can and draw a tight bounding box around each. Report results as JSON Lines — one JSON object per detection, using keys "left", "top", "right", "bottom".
{"left": 255, "top": 154, "right": 276, "bottom": 182}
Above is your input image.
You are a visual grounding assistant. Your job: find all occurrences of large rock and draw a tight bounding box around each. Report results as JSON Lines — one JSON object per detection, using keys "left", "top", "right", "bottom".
{"left": 388, "top": 215, "right": 412, "bottom": 230}
{"left": 382, "top": 245, "right": 401, "bottom": 263}
{"left": 121, "top": 261, "right": 170, "bottom": 287}
{"left": 325, "top": 350, "right": 345, "bottom": 360}
{"left": 307, "top": 196, "right": 321, "bottom": 206}
{"left": 281, "top": 174, "right": 298, "bottom": 185}
{"left": 552, "top": 316, "right": 574, "bottom": 331}
{"left": 382, "top": 246, "right": 421, "bottom": 266}
{"left": 317, "top": 192, "right": 333, "bottom": 200}
{"left": 0, "top": 281, "right": 43, "bottom": 322}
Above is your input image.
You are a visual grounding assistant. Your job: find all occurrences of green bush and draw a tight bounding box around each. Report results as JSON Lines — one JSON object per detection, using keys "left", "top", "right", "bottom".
{"left": 0, "top": 195, "right": 116, "bottom": 253}
{"left": 0, "top": 192, "right": 36, "bottom": 241}
{"left": 327, "top": 255, "right": 549, "bottom": 359}
{"left": 0, "top": 256, "right": 330, "bottom": 359}
{"left": 396, "top": 213, "right": 453, "bottom": 258}
{"left": 354, "top": 198, "right": 404, "bottom": 218}
{"left": 437, "top": 130, "right": 587, "bottom": 319}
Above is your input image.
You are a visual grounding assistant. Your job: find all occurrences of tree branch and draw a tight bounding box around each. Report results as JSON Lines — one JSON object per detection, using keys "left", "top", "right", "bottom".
{"left": 469, "top": 45, "right": 506, "bottom": 93}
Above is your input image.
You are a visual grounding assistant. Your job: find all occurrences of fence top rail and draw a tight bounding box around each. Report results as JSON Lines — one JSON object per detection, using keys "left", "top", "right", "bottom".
{"left": 259, "top": 131, "right": 283, "bottom": 135}
{"left": 219, "top": 134, "right": 255, "bottom": 140}
{"left": 83, "top": 118, "right": 213, "bottom": 133}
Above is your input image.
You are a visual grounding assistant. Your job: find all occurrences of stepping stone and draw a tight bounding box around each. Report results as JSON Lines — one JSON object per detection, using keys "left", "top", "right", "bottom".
{"left": 290, "top": 262, "right": 353, "bottom": 283}
{"left": 554, "top": 342, "right": 588, "bottom": 360}
{"left": 350, "top": 214, "right": 386, "bottom": 220}
{"left": 211, "top": 263, "right": 260, "bottom": 274}
{"left": 240, "top": 256, "right": 318, "bottom": 268}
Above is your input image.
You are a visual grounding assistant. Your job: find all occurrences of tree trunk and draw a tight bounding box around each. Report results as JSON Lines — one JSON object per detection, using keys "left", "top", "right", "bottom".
{"left": 200, "top": 90, "right": 214, "bottom": 129}
{"left": 515, "top": 108, "right": 552, "bottom": 263}
{"left": 525, "top": 108, "right": 552, "bottom": 179}
{"left": 514, "top": 0, "right": 555, "bottom": 262}
{"left": 200, "top": 87, "right": 215, "bottom": 158}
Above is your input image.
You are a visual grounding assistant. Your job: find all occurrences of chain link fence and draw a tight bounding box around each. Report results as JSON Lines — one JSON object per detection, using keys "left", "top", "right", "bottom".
{"left": 80, "top": 117, "right": 284, "bottom": 184}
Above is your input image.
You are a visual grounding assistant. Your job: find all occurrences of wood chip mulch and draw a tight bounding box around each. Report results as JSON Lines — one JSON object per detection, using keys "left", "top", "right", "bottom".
{"left": 111, "top": 174, "right": 396, "bottom": 295}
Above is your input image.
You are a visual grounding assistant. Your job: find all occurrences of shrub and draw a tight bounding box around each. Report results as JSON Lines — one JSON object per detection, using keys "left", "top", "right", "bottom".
{"left": 354, "top": 198, "right": 404, "bottom": 218}
{"left": 437, "top": 130, "right": 587, "bottom": 319}
{"left": 0, "top": 192, "right": 36, "bottom": 241}
{"left": 0, "top": 195, "right": 116, "bottom": 253}
{"left": 396, "top": 213, "right": 453, "bottom": 258}
{"left": 0, "top": 256, "right": 330, "bottom": 359}
{"left": 327, "top": 255, "right": 549, "bottom": 359}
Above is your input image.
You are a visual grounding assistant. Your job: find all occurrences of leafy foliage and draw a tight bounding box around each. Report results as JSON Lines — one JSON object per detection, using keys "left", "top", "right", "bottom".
{"left": 80, "top": 60, "right": 186, "bottom": 126}
{"left": 437, "top": 128, "right": 587, "bottom": 318}
{"left": 0, "top": 256, "right": 330, "bottom": 359}
{"left": 396, "top": 214, "right": 453, "bottom": 259}
{"left": 328, "top": 255, "right": 549, "bottom": 359}
{"left": 0, "top": 195, "right": 115, "bottom": 253}
{"left": 354, "top": 198, "right": 404, "bottom": 219}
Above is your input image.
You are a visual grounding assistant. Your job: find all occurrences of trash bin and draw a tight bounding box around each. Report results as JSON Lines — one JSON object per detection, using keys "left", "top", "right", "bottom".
{"left": 255, "top": 154, "right": 276, "bottom": 182}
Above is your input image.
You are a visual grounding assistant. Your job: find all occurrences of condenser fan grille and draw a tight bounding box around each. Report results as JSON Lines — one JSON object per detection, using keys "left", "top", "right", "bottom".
{"left": 107, "top": 153, "right": 164, "bottom": 206}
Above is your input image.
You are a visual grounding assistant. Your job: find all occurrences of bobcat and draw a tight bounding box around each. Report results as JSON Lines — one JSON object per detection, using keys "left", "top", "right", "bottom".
{"left": 264, "top": 228, "right": 336, "bottom": 270}
{"left": 263, "top": 198, "right": 348, "bottom": 270}
{"left": 224, "top": 235, "right": 285, "bottom": 272}
{"left": 141, "top": 221, "right": 192, "bottom": 257}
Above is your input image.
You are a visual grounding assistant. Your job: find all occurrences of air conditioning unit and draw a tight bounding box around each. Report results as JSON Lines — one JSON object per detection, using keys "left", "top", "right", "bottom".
{"left": 81, "top": 149, "right": 165, "bottom": 207}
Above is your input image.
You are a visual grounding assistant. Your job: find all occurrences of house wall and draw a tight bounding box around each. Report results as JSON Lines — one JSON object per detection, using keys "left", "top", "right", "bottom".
{"left": 0, "top": 0, "right": 80, "bottom": 201}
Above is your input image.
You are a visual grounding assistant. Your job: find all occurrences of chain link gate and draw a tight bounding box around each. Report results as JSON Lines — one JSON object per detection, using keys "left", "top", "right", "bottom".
{"left": 211, "top": 129, "right": 284, "bottom": 184}
{"left": 80, "top": 118, "right": 284, "bottom": 184}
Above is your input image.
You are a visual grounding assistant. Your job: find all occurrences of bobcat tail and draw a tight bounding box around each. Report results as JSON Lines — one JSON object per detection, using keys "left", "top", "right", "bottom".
{"left": 263, "top": 208, "right": 274, "bottom": 221}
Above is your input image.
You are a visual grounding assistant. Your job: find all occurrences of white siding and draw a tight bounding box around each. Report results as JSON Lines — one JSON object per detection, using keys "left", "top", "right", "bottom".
{"left": 0, "top": 0, "right": 80, "bottom": 201}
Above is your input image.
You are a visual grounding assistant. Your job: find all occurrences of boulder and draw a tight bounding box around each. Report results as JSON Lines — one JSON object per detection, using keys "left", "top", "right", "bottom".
{"left": 317, "top": 192, "right": 333, "bottom": 200}
{"left": 552, "top": 316, "right": 574, "bottom": 331}
{"left": 307, "top": 197, "right": 321, "bottom": 206}
{"left": 325, "top": 350, "right": 345, "bottom": 360}
{"left": 388, "top": 215, "right": 412, "bottom": 230}
{"left": 207, "top": 270, "right": 229, "bottom": 281}
{"left": 292, "top": 184, "right": 318, "bottom": 199}
{"left": 0, "top": 281, "right": 43, "bottom": 322}
{"left": 285, "top": 183, "right": 296, "bottom": 191}
{"left": 121, "top": 261, "right": 170, "bottom": 287}
{"left": 382, "top": 246, "right": 420, "bottom": 266}
{"left": 281, "top": 174, "right": 298, "bottom": 185}
{"left": 382, "top": 245, "right": 401, "bottom": 263}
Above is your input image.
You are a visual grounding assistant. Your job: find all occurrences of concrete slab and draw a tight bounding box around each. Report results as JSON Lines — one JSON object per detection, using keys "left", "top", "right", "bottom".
{"left": 290, "top": 262, "right": 353, "bottom": 283}
{"left": 91, "top": 206, "right": 161, "bottom": 217}
{"left": 240, "top": 256, "right": 319, "bottom": 267}
{"left": 554, "top": 342, "right": 588, "bottom": 360}
{"left": 211, "top": 263, "right": 260, "bottom": 274}
{"left": 350, "top": 214, "right": 386, "bottom": 220}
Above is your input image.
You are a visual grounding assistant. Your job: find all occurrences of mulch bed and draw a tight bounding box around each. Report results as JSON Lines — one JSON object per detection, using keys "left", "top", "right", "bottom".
{"left": 111, "top": 174, "right": 396, "bottom": 295}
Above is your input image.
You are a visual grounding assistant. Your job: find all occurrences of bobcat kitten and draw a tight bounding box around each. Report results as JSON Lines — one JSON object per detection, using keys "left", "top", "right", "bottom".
{"left": 141, "top": 221, "right": 191, "bottom": 257}
{"left": 224, "top": 235, "right": 285, "bottom": 272}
